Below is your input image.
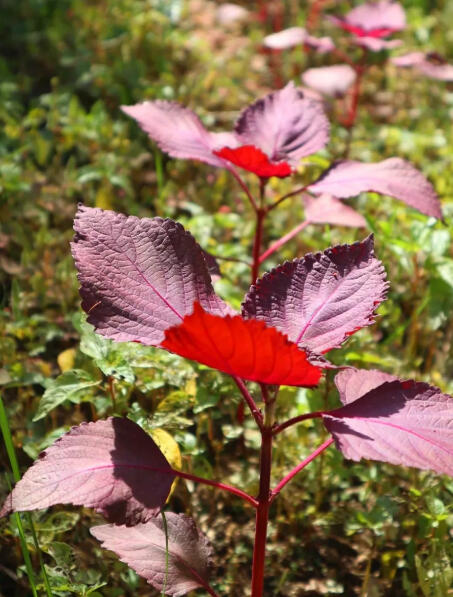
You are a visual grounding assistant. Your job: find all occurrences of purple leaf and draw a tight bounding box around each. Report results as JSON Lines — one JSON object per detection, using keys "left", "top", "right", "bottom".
{"left": 308, "top": 158, "right": 442, "bottom": 219}
{"left": 263, "top": 28, "right": 334, "bottom": 53}
{"left": 331, "top": 1, "right": 406, "bottom": 36}
{"left": 303, "top": 194, "right": 367, "bottom": 228}
{"left": 323, "top": 375, "right": 453, "bottom": 477}
{"left": 335, "top": 368, "right": 398, "bottom": 405}
{"left": 91, "top": 513, "right": 214, "bottom": 597}
{"left": 234, "top": 82, "right": 330, "bottom": 166}
{"left": 353, "top": 37, "right": 402, "bottom": 51}
{"left": 121, "top": 101, "right": 238, "bottom": 168}
{"left": 392, "top": 52, "right": 453, "bottom": 81}
{"left": 90, "top": 512, "right": 213, "bottom": 597}
{"left": 301, "top": 65, "right": 356, "bottom": 98}
{"left": 72, "top": 205, "right": 231, "bottom": 345}
{"left": 0, "top": 418, "right": 174, "bottom": 525}
{"left": 242, "top": 235, "right": 388, "bottom": 354}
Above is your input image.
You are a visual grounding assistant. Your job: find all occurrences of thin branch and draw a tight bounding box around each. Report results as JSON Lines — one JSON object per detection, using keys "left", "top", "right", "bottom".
{"left": 267, "top": 185, "right": 308, "bottom": 211}
{"left": 232, "top": 376, "right": 264, "bottom": 429}
{"left": 171, "top": 468, "right": 258, "bottom": 508}
{"left": 273, "top": 410, "right": 324, "bottom": 435}
{"left": 259, "top": 220, "right": 310, "bottom": 264}
{"left": 229, "top": 168, "right": 258, "bottom": 212}
{"left": 270, "top": 437, "right": 334, "bottom": 502}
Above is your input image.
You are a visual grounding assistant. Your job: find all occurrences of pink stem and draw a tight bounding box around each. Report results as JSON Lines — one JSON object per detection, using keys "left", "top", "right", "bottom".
{"left": 171, "top": 468, "right": 258, "bottom": 508}
{"left": 259, "top": 220, "right": 310, "bottom": 264}
{"left": 270, "top": 438, "right": 334, "bottom": 503}
{"left": 232, "top": 376, "right": 263, "bottom": 429}
{"left": 273, "top": 410, "right": 324, "bottom": 435}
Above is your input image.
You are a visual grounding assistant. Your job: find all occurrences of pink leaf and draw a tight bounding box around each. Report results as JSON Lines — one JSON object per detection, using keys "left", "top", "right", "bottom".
{"left": 263, "top": 27, "right": 334, "bottom": 53}
{"left": 323, "top": 374, "right": 453, "bottom": 477}
{"left": 214, "top": 145, "right": 291, "bottom": 178}
{"left": 392, "top": 52, "right": 453, "bottom": 81}
{"left": 121, "top": 101, "right": 237, "bottom": 168}
{"left": 263, "top": 27, "right": 307, "bottom": 49}
{"left": 0, "top": 418, "right": 174, "bottom": 525}
{"left": 72, "top": 206, "right": 231, "bottom": 346}
{"left": 308, "top": 158, "right": 442, "bottom": 219}
{"left": 331, "top": 1, "right": 406, "bottom": 37}
{"left": 91, "top": 513, "right": 214, "bottom": 597}
{"left": 353, "top": 37, "right": 402, "bottom": 51}
{"left": 335, "top": 368, "right": 398, "bottom": 405}
{"left": 303, "top": 194, "right": 367, "bottom": 228}
{"left": 161, "top": 302, "right": 322, "bottom": 387}
{"left": 234, "top": 82, "right": 330, "bottom": 166}
{"left": 242, "top": 236, "right": 388, "bottom": 354}
{"left": 216, "top": 3, "right": 248, "bottom": 26}
{"left": 302, "top": 65, "right": 356, "bottom": 97}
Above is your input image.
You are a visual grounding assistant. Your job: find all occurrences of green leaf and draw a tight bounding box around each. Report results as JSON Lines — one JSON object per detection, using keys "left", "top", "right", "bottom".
{"left": 33, "top": 370, "right": 100, "bottom": 421}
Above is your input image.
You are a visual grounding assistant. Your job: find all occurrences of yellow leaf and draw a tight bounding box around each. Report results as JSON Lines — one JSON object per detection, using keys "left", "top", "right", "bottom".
{"left": 95, "top": 185, "right": 114, "bottom": 210}
{"left": 57, "top": 348, "right": 76, "bottom": 372}
{"left": 150, "top": 428, "right": 182, "bottom": 500}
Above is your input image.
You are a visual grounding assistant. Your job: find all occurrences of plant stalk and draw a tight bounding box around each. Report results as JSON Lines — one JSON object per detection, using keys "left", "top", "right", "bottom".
{"left": 250, "top": 399, "right": 275, "bottom": 597}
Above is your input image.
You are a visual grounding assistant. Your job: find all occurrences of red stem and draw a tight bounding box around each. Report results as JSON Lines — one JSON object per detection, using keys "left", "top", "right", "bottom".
{"left": 273, "top": 410, "right": 324, "bottom": 435}
{"left": 171, "top": 468, "right": 258, "bottom": 508}
{"left": 251, "top": 423, "right": 273, "bottom": 597}
{"left": 232, "top": 376, "right": 263, "bottom": 429}
{"left": 251, "top": 208, "right": 266, "bottom": 285}
{"left": 259, "top": 220, "right": 310, "bottom": 264}
{"left": 270, "top": 438, "right": 334, "bottom": 503}
{"left": 230, "top": 168, "right": 258, "bottom": 212}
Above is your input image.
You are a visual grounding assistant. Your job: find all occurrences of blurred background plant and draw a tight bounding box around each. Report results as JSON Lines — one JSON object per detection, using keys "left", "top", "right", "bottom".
{"left": 0, "top": 0, "right": 452, "bottom": 595}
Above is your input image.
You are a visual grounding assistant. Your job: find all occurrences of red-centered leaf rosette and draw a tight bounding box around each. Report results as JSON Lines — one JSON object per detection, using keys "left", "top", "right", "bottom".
{"left": 214, "top": 145, "right": 291, "bottom": 178}
{"left": 0, "top": 418, "right": 175, "bottom": 526}
{"left": 330, "top": 0, "right": 406, "bottom": 39}
{"left": 322, "top": 369, "right": 453, "bottom": 477}
{"left": 161, "top": 302, "right": 322, "bottom": 387}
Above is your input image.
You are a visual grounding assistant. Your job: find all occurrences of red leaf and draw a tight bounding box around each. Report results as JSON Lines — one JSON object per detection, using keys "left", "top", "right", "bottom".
{"left": 214, "top": 145, "right": 291, "bottom": 178}
{"left": 161, "top": 303, "right": 322, "bottom": 387}
{"left": 0, "top": 418, "right": 175, "bottom": 525}
{"left": 91, "top": 513, "right": 214, "bottom": 597}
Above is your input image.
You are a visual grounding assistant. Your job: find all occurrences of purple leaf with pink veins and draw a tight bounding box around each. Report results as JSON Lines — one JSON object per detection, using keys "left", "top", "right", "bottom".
{"left": 234, "top": 82, "right": 330, "bottom": 166}
{"left": 335, "top": 368, "right": 398, "bottom": 405}
{"left": 323, "top": 372, "right": 453, "bottom": 477}
{"left": 0, "top": 418, "right": 175, "bottom": 525}
{"left": 303, "top": 194, "right": 367, "bottom": 228}
{"left": 121, "top": 100, "right": 238, "bottom": 168}
{"left": 91, "top": 513, "right": 214, "bottom": 597}
{"left": 308, "top": 158, "right": 442, "bottom": 219}
{"left": 71, "top": 205, "right": 231, "bottom": 346}
{"left": 242, "top": 236, "right": 388, "bottom": 354}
